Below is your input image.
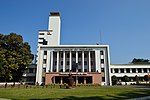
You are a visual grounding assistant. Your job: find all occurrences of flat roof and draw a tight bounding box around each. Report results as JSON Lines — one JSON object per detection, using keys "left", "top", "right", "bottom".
{"left": 50, "top": 12, "right": 60, "bottom": 16}
{"left": 40, "top": 45, "right": 109, "bottom": 48}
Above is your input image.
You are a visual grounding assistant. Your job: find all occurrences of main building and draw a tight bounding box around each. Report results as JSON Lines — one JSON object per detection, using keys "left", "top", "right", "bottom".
{"left": 36, "top": 12, "right": 112, "bottom": 86}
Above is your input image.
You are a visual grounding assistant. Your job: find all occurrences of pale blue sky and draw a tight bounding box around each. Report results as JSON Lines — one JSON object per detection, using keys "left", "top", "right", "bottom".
{"left": 0, "top": 0, "right": 150, "bottom": 64}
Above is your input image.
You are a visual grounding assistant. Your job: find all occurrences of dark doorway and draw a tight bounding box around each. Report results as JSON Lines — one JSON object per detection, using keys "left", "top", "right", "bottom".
{"left": 86, "top": 76, "right": 92, "bottom": 84}
{"left": 78, "top": 77, "right": 84, "bottom": 84}
{"left": 55, "top": 76, "right": 61, "bottom": 84}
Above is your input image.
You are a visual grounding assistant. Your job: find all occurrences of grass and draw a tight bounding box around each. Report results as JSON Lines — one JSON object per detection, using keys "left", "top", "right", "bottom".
{"left": 0, "top": 86, "right": 150, "bottom": 100}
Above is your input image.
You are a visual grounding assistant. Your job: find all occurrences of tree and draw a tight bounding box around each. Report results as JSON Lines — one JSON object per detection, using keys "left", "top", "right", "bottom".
{"left": 0, "top": 33, "right": 34, "bottom": 82}
{"left": 131, "top": 58, "right": 150, "bottom": 64}
{"left": 144, "top": 75, "right": 149, "bottom": 83}
{"left": 111, "top": 75, "right": 118, "bottom": 85}
{"left": 122, "top": 75, "right": 129, "bottom": 85}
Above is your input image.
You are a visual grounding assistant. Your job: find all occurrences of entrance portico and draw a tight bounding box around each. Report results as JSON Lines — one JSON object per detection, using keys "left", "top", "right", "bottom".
{"left": 45, "top": 72, "right": 102, "bottom": 85}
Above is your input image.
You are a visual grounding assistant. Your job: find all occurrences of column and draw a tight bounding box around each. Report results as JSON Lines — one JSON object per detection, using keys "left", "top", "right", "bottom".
{"left": 84, "top": 77, "right": 86, "bottom": 84}
{"left": 76, "top": 51, "right": 78, "bottom": 63}
{"left": 60, "top": 77, "right": 63, "bottom": 84}
{"left": 147, "top": 68, "right": 149, "bottom": 73}
{"left": 142, "top": 68, "right": 144, "bottom": 73}
{"left": 130, "top": 68, "right": 132, "bottom": 73}
{"left": 69, "top": 51, "right": 72, "bottom": 71}
{"left": 63, "top": 51, "right": 66, "bottom": 72}
{"left": 112, "top": 68, "right": 115, "bottom": 73}
{"left": 76, "top": 76, "right": 78, "bottom": 85}
{"left": 118, "top": 69, "right": 120, "bottom": 73}
{"left": 36, "top": 50, "right": 44, "bottom": 85}
{"left": 50, "top": 51, "right": 53, "bottom": 72}
{"left": 88, "top": 51, "right": 91, "bottom": 72}
{"left": 56, "top": 51, "right": 59, "bottom": 72}
{"left": 82, "top": 51, "right": 84, "bottom": 72}
{"left": 124, "top": 68, "right": 126, "bottom": 73}
{"left": 136, "top": 68, "right": 138, "bottom": 73}
{"left": 46, "top": 51, "right": 51, "bottom": 72}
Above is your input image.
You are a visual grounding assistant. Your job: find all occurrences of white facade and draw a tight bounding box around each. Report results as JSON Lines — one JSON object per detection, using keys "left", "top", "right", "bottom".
{"left": 110, "top": 64, "right": 150, "bottom": 84}
{"left": 36, "top": 45, "right": 111, "bottom": 85}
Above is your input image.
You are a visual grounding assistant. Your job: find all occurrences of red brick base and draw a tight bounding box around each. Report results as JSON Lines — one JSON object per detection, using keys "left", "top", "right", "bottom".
{"left": 45, "top": 72, "right": 102, "bottom": 85}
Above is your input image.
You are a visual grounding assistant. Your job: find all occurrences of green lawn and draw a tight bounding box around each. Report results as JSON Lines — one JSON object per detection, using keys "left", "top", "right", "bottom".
{"left": 0, "top": 86, "right": 150, "bottom": 100}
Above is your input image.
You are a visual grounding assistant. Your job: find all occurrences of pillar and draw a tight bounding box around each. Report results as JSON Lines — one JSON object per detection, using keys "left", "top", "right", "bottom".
{"left": 130, "top": 68, "right": 132, "bottom": 73}
{"left": 84, "top": 77, "right": 86, "bottom": 84}
{"left": 82, "top": 51, "right": 84, "bottom": 72}
{"left": 56, "top": 51, "right": 59, "bottom": 72}
{"left": 124, "top": 69, "right": 126, "bottom": 73}
{"left": 60, "top": 77, "right": 63, "bottom": 84}
{"left": 36, "top": 50, "right": 44, "bottom": 85}
{"left": 76, "top": 51, "right": 78, "bottom": 63}
{"left": 88, "top": 51, "right": 91, "bottom": 72}
{"left": 76, "top": 76, "right": 78, "bottom": 85}
{"left": 118, "top": 69, "right": 120, "bottom": 73}
{"left": 63, "top": 51, "right": 66, "bottom": 72}
{"left": 50, "top": 51, "right": 53, "bottom": 72}
{"left": 69, "top": 51, "right": 72, "bottom": 71}
{"left": 46, "top": 51, "right": 50, "bottom": 72}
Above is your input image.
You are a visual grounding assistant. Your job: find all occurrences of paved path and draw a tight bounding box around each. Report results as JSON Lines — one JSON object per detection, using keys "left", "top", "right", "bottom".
{"left": 0, "top": 98, "right": 11, "bottom": 100}
{"left": 127, "top": 96, "right": 150, "bottom": 100}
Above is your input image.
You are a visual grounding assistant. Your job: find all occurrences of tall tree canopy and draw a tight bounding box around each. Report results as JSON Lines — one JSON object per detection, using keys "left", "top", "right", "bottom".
{"left": 131, "top": 58, "right": 150, "bottom": 64}
{"left": 0, "top": 33, "right": 34, "bottom": 82}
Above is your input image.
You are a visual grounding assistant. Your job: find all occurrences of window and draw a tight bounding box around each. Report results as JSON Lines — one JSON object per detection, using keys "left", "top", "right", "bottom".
{"left": 111, "top": 69, "right": 113, "bottom": 73}
{"left": 67, "top": 53, "right": 69, "bottom": 58}
{"left": 55, "top": 61, "right": 57, "bottom": 65}
{"left": 78, "top": 69, "right": 81, "bottom": 72}
{"left": 39, "top": 33, "right": 44, "bottom": 35}
{"left": 126, "top": 68, "right": 130, "bottom": 73}
{"left": 143, "top": 68, "right": 147, "bottom": 73}
{"left": 114, "top": 69, "right": 118, "bottom": 73}
{"left": 84, "top": 69, "right": 87, "bottom": 72}
{"left": 102, "top": 77, "right": 105, "bottom": 82}
{"left": 43, "top": 39, "right": 47, "bottom": 45}
{"left": 132, "top": 68, "right": 136, "bottom": 73}
{"left": 39, "top": 38, "right": 44, "bottom": 40}
{"left": 84, "top": 61, "right": 87, "bottom": 65}
{"left": 44, "top": 51, "right": 47, "bottom": 55}
{"left": 101, "top": 68, "right": 104, "bottom": 72}
{"left": 91, "top": 61, "right": 93, "bottom": 65}
{"left": 78, "top": 53, "right": 81, "bottom": 58}
{"left": 29, "top": 68, "right": 34, "bottom": 73}
{"left": 84, "top": 54, "right": 87, "bottom": 58}
{"left": 61, "top": 61, "right": 63, "bottom": 65}
{"left": 120, "top": 69, "right": 124, "bottom": 73}
{"left": 61, "top": 53, "right": 63, "bottom": 58}
{"left": 138, "top": 68, "right": 142, "bottom": 73}
{"left": 101, "top": 59, "right": 104, "bottom": 64}
{"left": 78, "top": 61, "right": 81, "bottom": 65}
{"left": 100, "top": 51, "right": 104, "bottom": 55}
{"left": 43, "top": 59, "right": 47, "bottom": 64}
{"left": 72, "top": 53, "right": 76, "bottom": 58}
{"left": 43, "top": 68, "right": 46, "bottom": 72}
{"left": 67, "top": 61, "right": 69, "bottom": 65}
